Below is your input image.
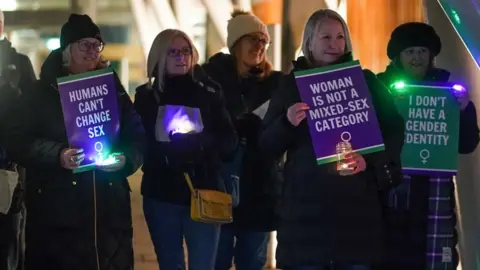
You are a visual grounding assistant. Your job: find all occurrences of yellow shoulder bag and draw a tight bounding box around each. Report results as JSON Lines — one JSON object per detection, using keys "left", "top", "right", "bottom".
{"left": 183, "top": 172, "right": 233, "bottom": 224}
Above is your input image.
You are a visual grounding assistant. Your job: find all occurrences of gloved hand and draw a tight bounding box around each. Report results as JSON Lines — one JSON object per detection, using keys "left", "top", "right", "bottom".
{"left": 375, "top": 160, "right": 402, "bottom": 190}
{"left": 234, "top": 113, "right": 262, "bottom": 141}
{"left": 168, "top": 131, "right": 203, "bottom": 164}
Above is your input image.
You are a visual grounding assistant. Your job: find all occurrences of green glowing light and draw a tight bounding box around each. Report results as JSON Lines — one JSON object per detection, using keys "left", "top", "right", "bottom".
{"left": 451, "top": 9, "right": 461, "bottom": 24}
{"left": 95, "top": 153, "right": 119, "bottom": 166}
{"left": 390, "top": 81, "right": 409, "bottom": 94}
{"left": 392, "top": 81, "right": 406, "bottom": 89}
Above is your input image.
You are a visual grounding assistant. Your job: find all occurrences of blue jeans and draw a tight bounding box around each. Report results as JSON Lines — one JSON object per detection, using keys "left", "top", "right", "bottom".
{"left": 290, "top": 265, "right": 370, "bottom": 270}
{"left": 143, "top": 198, "right": 221, "bottom": 270}
{"left": 215, "top": 227, "right": 269, "bottom": 270}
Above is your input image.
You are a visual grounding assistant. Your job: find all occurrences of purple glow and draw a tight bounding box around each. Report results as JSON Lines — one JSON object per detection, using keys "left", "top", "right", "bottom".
{"left": 452, "top": 84, "right": 466, "bottom": 92}
{"left": 166, "top": 109, "right": 194, "bottom": 135}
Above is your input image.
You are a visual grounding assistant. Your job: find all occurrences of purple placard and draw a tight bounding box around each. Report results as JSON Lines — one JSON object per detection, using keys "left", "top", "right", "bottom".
{"left": 57, "top": 68, "right": 120, "bottom": 173}
{"left": 294, "top": 60, "right": 385, "bottom": 165}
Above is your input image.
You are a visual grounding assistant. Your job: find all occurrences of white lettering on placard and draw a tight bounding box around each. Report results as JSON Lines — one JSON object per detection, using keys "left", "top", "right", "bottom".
{"left": 405, "top": 95, "right": 449, "bottom": 146}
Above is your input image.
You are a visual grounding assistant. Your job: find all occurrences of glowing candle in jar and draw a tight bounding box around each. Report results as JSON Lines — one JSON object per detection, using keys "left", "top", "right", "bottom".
{"left": 336, "top": 132, "right": 354, "bottom": 176}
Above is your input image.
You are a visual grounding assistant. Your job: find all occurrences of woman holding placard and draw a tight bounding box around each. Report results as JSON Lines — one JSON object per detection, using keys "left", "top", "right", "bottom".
{"left": 4, "top": 14, "right": 145, "bottom": 270}
{"left": 259, "top": 9, "right": 405, "bottom": 270}
{"left": 377, "top": 22, "right": 480, "bottom": 270}
{"left": 134, "top": 29, "right": 238, "bottom": 270}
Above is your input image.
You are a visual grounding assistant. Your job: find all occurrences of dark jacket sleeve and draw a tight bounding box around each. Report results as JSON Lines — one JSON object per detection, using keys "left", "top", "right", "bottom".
{"left": 363, "top": 70, "right": 405, "bottom": 189}
{"left": 364, "top": 70, "right": 405, "bottom": 160}
{"left": 200, "top": 91, "right": 238, "bottom": 158}
{"left": 259, "top": 75, "right": 296, "bottom": 158}
{"left": 458, "top": 101, "right": 479, "bottom": 154}
{"left": 4, "top": 89, "right": 67, "bottom": 168}
{"left": 111, "top": 80, "right": 146, "bottom": 178}
{"left": 17, "top": 54, "right": 36, "bottom": 94}
{"left": 0, "top": 83, "right": 21, "bottom": 122}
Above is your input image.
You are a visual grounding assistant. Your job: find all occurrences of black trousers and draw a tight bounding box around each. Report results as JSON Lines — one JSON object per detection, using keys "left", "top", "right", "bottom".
{"left": 24, "top": 226, "right": 134, "bottom": 270}
{"left": 0, "top": 211, "right": 21, "bottom": 270}
{"left": 378, "top": 179, "right": 430, "bottom": 270}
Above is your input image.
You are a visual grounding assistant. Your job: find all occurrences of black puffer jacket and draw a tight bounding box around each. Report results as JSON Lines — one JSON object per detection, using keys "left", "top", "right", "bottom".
{"left": 377, "top": 62, "right": 479, "bottom": 270}
{"left": 4, "top": 48, "right": 145, "bottom": 270}
{"left": 203, "top": 53, "right": 283, "bottom": 232}
{"left": 0, "top": 39, "right": 36, "bottom": 95}
{"left": 134, "top": 72, "right": 238, "bottom": 205}
{"left": 259, "top": 54, "right": 405, "bottom": 268}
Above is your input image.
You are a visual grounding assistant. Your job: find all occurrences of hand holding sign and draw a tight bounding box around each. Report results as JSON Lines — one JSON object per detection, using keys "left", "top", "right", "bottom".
{"left": 343, "top": 152, "right": 366, "bottom": 175}
{"left": 287, "top": 102, "right": 310, "bottom": 126}
{"left": 60, "top": 148, "right": 85, "bottom": 170}
{"left": 452, "top": 84, "right": 469, "bottom": 111}
{"left": 58, "top": 68, "right": 121, "bottom": 173}
{"left": 294, "top": 61, "right": 385, "bottom": 166}
{"left": 392, "top": 82, "right": 460, "bottom": 176}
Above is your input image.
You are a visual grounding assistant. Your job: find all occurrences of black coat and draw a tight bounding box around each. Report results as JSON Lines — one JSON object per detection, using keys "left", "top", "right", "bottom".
{"left": 0, "top": 39, "right": 36, "bottom": 95}
{"left": 203, "top": 53, "right": 283, "bottom": 232}
{"left": 0, "top": 39, "right": 36, "bottom": 171}
{"left": 4, "top": 49, "right": 145, "bottom": 270}
{"left": 377, "top": 62, "right": 479, "bottom": 269}
{"left": 134, "top": 72, "right": 238, "bottom": 205}
{"left": 259, "top": 54, "right": 405, "bottom": 267}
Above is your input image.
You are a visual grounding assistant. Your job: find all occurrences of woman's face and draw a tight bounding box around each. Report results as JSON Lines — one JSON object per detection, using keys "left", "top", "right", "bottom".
{"left": 237, "top": 32, "right": 269, "bottom": 67}
{"left": 165, "top": 36, "right": 192, "bottom": 76}
{"left": 399, "top": 46, "right": 430, "bottom": 79}
{"left": 311, "top": 18, "right": 346, "bottom": 66}
{"left": 70, "top": 38, "right": 103, "bottom": 73}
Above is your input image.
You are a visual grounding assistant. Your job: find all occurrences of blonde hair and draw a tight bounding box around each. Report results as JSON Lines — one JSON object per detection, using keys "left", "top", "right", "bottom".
{"left": 62, "top": 44, "right": 109, "bottom": 70}
{"left": 147, "top": 29, "right": 199, "bottom": 92}
{"left": 301, "top": 9, "right": 353, "bottom": 66}
{"left": 62, "top": 44, "right": 72, "bottom": 67}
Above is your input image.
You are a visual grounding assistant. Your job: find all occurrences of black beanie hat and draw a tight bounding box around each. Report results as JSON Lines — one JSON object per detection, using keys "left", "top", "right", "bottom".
{"left": 60, "top": 14, "right": 103, "bottom": 50}
{"left": 387, "top": 22, "right": 441, "bottom": 60}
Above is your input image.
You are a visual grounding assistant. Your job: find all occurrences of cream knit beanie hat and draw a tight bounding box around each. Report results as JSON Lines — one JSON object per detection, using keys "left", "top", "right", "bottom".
{"left": 227, "top": 10, "right": 270, "bottom": 52}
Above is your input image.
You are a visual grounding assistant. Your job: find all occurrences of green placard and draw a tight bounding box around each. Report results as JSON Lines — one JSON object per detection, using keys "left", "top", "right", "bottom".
{"left": 393, "top": 83, "right": 460, "bottom": 176}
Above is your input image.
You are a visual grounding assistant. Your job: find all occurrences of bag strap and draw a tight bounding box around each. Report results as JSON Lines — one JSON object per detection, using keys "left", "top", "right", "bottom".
{"left": 183, "top": 172, "right": 195, "bottom": 193}
{"left": 153, "top": 90, "right": 161, "bottom": 105}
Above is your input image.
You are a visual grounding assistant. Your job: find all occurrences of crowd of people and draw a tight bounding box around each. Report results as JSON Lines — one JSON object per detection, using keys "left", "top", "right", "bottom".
{"left": 0, "top": 6, "right": 478, "bottom": 270}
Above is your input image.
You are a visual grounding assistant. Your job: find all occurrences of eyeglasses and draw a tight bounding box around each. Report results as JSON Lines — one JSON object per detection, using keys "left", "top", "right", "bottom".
{"left": 245, "top": 35, "right": 271, "bottom": 49}
{"left": 167, "top": 47, "right": 192, "bottom": 57}
{"left": 76, "top": 40, "right": 105, "bottom": 53}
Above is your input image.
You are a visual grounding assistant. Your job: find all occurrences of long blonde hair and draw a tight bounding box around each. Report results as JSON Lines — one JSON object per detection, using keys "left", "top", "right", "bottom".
{"left": 147, "top": 29, "right": 199, "bottom": 91}
{"left": 301, "top": 9, "right": 353, "bottom": 66}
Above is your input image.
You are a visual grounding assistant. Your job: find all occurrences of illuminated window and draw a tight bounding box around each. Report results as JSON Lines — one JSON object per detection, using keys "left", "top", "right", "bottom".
{"left": 46, "top": 38, "right": 61, "bottom": 51}
{"left": 0, "top": 0, "right": 17, "bottom": 11}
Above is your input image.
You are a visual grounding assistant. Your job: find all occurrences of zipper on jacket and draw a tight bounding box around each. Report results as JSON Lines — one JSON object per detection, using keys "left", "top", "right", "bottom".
{"left": 240, "top": 94, "right": 247, "bottom": 112}
{"left": 93, "top": 170, "right": 101, "bottom": 270}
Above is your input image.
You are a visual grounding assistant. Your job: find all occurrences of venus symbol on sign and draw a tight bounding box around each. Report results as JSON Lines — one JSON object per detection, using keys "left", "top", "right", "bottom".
{"left": 420, "top": 149, "right": 430, "bottom": 164}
